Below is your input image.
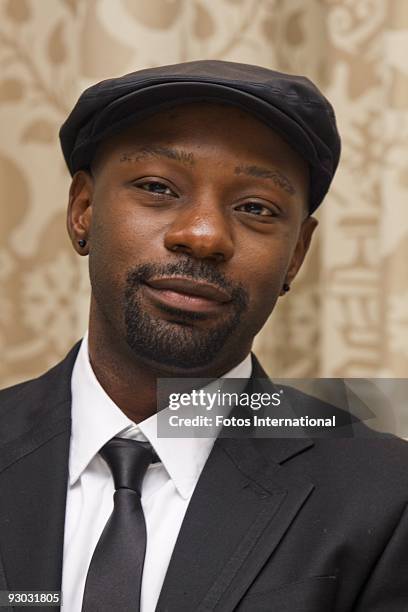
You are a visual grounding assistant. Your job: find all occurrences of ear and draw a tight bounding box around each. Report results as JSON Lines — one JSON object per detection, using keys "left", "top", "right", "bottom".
{"left": 279, "top": 215, "right": 318, "bottom": 296}
{"left": 66, "top": 170, "right": 94, "bottom": 256}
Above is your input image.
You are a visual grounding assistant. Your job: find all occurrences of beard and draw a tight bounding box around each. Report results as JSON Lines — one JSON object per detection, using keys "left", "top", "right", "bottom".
{"left": 123, "top": 258, "right": 249, "bottom": 369}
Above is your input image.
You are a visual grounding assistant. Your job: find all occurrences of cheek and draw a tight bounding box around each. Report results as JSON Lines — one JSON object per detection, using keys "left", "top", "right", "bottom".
{"left": 89, "top": 192, "right": 164, "bottom": 274}
{"left": 245, "top": 236, "right": 293, "bottom": 287}
{"left": 237, "top": 239, "right": 294, "bottom": 323}
{"left": 87, "top": 195, "right": 157, "bottom": 317}
{"left": 249, "top": 265, "right": 285, "bottom": 312}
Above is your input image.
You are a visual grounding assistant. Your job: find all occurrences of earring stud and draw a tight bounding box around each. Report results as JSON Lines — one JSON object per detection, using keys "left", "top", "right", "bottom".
{"left": 78, "top": 239, "right": 87, "bottom": 248}
{"left": 282, "top": 282, "right": 290, "bottom": 293}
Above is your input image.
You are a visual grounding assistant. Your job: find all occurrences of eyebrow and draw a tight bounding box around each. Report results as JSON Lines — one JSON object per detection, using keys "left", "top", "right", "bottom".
{"left": 234, "top": 165, "right": 296, "bottom": 195}
{"left": 119, "top": 147, "right": 296, "bottom": 195}
{"left": 119, "top": 146, "right": 195, "bottom": 166}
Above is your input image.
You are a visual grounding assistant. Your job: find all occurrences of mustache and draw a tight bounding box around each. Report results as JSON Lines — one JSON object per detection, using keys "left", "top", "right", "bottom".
{"left": 125, "top": 259, "right": 249, "bottom": 309}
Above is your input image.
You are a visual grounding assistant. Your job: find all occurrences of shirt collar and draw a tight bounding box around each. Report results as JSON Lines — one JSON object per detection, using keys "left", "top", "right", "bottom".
{"left": 70, "top": 332, "right": 252, "bottom": 498}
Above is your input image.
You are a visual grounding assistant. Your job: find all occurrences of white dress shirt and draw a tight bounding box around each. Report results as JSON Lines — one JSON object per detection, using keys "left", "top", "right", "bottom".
{"left": 61, "top": 332, "right": 252, "bottom": 612}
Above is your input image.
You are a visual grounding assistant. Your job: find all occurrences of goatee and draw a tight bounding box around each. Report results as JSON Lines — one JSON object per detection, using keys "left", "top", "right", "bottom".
{"left": 123, "top": 259, "right": 249, "bottom": 369}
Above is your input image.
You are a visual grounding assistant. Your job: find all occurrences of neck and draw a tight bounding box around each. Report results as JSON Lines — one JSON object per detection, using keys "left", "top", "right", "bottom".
{"left": 87, "top": 315, "right": 251, "bottom": 424}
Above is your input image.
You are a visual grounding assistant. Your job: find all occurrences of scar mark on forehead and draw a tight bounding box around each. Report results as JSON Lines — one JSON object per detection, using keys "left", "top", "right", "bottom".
{"left": 234, "top": 165, "right": 296, "bottom": 195}
{"left": 119, "top": 146, "right": 195, "bottom": 166}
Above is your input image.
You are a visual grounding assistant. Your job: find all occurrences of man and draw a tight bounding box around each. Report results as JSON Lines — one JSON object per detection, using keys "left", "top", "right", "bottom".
{"left": 0, "top": 60, "right": 407, "bottom": 612}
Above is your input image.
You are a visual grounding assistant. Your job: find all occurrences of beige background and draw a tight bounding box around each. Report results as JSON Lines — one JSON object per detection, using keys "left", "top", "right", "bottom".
{"left": 1, "top": 0, "right": 408, "bottom": 389}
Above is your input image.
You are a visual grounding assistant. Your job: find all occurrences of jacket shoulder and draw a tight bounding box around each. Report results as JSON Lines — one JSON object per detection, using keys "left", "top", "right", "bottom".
{"left": 0, "top": 342, "right": 81, "bottom": 436}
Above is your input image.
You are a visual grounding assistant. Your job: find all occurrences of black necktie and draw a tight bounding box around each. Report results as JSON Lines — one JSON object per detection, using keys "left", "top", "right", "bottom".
{"left": 81, "top": 437, "right": 157, "bottom": 612}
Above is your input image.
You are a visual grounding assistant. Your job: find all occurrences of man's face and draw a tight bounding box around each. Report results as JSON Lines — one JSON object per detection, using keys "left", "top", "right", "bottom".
{"left": 68, "top": 102, "right": 317, "bottom": 373}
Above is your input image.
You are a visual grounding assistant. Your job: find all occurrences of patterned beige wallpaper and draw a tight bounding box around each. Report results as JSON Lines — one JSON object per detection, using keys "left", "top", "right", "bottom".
{"left": 1, "top": 0, "right": 407, "bottom": 388}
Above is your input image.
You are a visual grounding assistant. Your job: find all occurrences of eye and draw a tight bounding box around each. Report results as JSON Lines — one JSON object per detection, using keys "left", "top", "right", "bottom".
{"left": 137, "top": 180, "right": 176, "bottom": 196}
{"left": 235, "top": 202, "right": 276, "bottom": 217}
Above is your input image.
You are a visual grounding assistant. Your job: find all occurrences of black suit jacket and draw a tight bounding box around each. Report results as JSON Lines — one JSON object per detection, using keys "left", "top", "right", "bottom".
{"left": 0, "top": 342, "right": 408, "bottom": 611}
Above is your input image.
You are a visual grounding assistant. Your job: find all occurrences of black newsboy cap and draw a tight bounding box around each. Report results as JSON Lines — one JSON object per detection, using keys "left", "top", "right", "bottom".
{"left": 60, "top": 59, "right": 341, "bottom": 213}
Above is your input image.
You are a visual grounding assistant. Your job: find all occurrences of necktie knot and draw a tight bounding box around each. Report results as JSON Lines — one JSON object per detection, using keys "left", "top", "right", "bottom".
{"left": 100, "top": 437, "right": 156, "bottom": 495}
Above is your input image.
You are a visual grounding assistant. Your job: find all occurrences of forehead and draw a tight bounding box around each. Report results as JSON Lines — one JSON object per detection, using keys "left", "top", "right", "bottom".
{"left": 92, "top": 101, "right": 308, "bottom": 173}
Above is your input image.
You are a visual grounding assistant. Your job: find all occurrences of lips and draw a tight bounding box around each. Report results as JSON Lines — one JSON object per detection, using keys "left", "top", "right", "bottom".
{"left": 142, "top": 276, "right": 232, "bottom": 313}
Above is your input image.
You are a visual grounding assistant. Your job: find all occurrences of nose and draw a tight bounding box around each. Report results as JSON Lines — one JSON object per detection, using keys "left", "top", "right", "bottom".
{"left": 164, "top": 201, "right": 234, "bottom": 263}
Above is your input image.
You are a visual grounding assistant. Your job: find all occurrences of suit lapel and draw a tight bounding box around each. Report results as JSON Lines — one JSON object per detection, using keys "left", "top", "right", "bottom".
{"left": 156, "top": 356, "right": 315, "bottom": 612}
{"left": 0, "top": 343, "right": 80, "bottom": 600}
